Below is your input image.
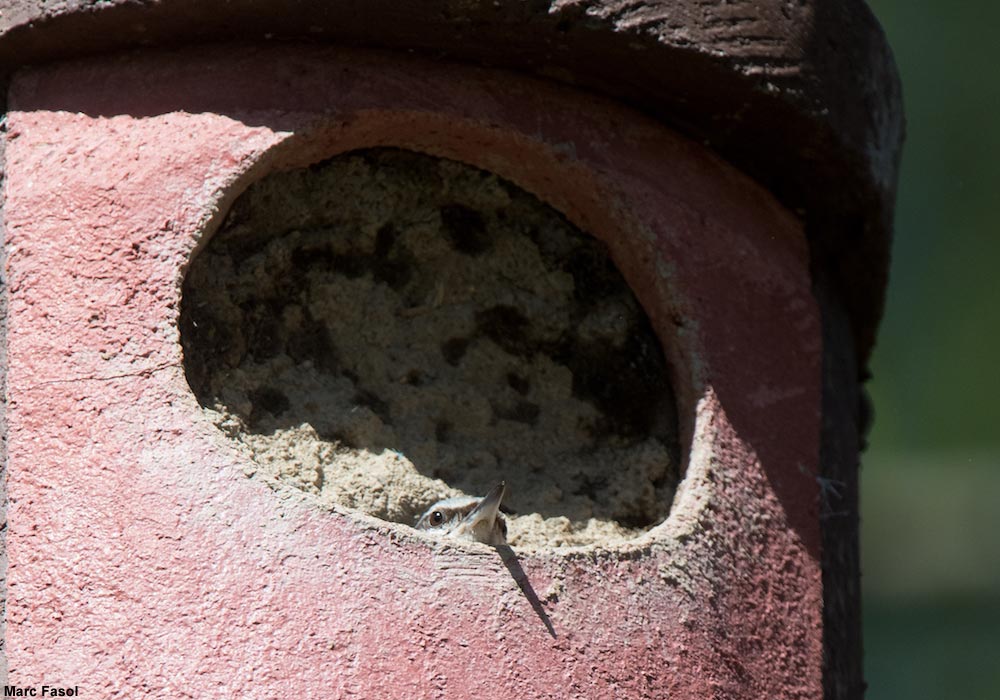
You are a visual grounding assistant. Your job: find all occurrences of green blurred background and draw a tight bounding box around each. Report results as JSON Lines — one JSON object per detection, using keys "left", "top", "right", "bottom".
{"left": 862, "top": 1, "right": 1000, "bottom": 698}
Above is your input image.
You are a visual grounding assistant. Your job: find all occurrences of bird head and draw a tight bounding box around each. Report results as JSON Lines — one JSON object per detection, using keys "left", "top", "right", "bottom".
{"left": 415, "top": 481, "right": 508, "bottom": 546}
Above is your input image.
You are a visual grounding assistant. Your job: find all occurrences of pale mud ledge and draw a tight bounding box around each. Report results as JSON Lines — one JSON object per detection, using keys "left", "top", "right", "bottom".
{"left": 181, "top": 148, "right": 680, "bottom": 550}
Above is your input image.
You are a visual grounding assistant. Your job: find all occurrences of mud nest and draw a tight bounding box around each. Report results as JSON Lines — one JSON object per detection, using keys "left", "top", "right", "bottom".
{"left": 181, "top": 148, "right": 680, "bottom": 549}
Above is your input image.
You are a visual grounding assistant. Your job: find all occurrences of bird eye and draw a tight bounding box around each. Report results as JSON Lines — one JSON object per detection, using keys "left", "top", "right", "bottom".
{"left": 430, "top": 511, "right": 444, "bottom": 526}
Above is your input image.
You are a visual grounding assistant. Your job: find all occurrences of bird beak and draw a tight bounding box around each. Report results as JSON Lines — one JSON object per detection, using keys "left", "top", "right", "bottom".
{"left": 466, "top": 481, "right": 505, "bottom": 527}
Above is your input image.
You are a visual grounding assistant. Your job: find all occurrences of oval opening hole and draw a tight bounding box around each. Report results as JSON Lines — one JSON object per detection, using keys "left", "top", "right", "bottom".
{"left": 180, "top": 148, "right": 680, "bottom": 549}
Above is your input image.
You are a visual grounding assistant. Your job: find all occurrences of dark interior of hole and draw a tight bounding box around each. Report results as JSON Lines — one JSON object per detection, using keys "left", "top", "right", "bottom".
{"left": 180, "top": 148, "right": 680, "bottom": 538}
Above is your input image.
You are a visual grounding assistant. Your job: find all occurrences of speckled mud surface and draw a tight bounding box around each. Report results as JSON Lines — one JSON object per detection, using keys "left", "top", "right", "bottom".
{"left": 181, "top": 149, "right": 679, "bottom": 549}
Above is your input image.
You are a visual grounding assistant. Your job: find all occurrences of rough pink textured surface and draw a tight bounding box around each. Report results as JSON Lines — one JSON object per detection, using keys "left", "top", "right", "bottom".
{"left": 3, "top": 46, "right": 823, "bottom": 697}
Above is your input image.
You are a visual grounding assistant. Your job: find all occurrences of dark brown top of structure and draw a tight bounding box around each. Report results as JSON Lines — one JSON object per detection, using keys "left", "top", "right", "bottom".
{"left": 0, "top": 0, "right": 903, "bottom": 364}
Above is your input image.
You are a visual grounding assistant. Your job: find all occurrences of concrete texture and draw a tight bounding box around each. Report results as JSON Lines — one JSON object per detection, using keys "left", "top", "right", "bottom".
{"left": 3, "top": 45, "right": 823, "bottom": 696}
{"left": 181, "top": 148, "right": 680, "bottom": 550}
{"left": 0, "top": 0, "right": 903, "bottom": 365}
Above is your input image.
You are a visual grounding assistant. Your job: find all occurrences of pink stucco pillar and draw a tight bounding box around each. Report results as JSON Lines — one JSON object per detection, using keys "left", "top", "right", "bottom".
{"left": 1, "top": 44, "right": 825, "bottom": 697}
{"left": 0, "top": 3, "right": 902, "bottom": 699}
